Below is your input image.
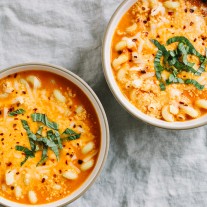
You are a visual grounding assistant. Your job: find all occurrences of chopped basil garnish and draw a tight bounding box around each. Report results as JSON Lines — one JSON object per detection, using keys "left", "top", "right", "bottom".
{"left": 36, "top": 137, "right": 59, "bottom": 160}
{"left": 9, "top": 109, "right": 25, "bottom": 116}
{"left": 185, "top": 79, "right": 204, "bottom": 90}
{"left": 159, "top": 83, "right": 166, "bottom": 91}
{"left": 31, "top": 113, "right": 58, "bottom": 130}
{"left": 151, "top": 36, "right": 207, "bottom": 90}
{"left": 21, "top": 120, "right": 37, "bottom": 151}
{"left": 62, "top": 128, "right": 81, "bottom": 141}
{"left": 16, "top": 114, "right": 81, "bottom": 166}
{"left": 15, "top": 146, "right": 35, "bottom": 166}
{"left": 37, "top": 145, "right": 48, "bottom": 166}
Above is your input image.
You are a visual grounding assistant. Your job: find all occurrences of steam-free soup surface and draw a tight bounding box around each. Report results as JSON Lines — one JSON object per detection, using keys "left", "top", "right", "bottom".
{"left": 0, "top": 71, "right": 100, "bottom": 204}
{"left": 111, "top": 0, "right": 207, "bottom": 122}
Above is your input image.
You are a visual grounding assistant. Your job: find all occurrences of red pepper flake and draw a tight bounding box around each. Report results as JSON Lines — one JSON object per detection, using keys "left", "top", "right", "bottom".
{"left": 65, "top": 160, "right": 68, "bottom": 165}
{"left": 16, "top": 172, "right": 20, "bottom": 175}
{"left": 142, "top": 6, "right": 145, "bottom": 10}
{"left": 11, "top": 186, "right": 14, "bottom": 190}
{"left": 190, "top": 9, "right": 194, "bottom": 13}
{"left": 194, "top": 38, "right": 197, "bottom": 42}
{"left": 190, "top": 22, "right": 194, "bottom": 26}
{"left": 14, "top": 73, "right": 17, "bottom": 78}
{"left": 8, "top": 107, "right": 14, "bottom": 112}
{"left": 183, "top": 25, "right": 186, "bottom": 29}
{"left": 41, "top": 178, "right": 45, "bottom": 183}
{"left": 22, "top": 91, "right": 26, "bottom": 94}
{"left": 143, "top": 20, "right": 147, "bottom": 24}
{"left": 78, "top": 160, "right": 83, "bottom": 164}
{"left": 13, "top": 124, "right": 17, "bottom": 128}
{"left": 168, "top": 12, "right": 173, "bottom": 15}
{"left": 6, "top": 162, "right": 12, "bottom": 167}
{"left": 0, "top": 133, "right": 3, "bottom": 136}
{"left": 184, "top": 8, "right": 187, "bottom": 13}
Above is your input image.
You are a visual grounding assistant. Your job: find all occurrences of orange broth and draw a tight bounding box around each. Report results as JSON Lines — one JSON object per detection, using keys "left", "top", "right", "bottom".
{"left": 111, "top": 0, "right": 207, "bottom": 122}
{"left": 0, "top": 71, "right": 100, "bottom": 204}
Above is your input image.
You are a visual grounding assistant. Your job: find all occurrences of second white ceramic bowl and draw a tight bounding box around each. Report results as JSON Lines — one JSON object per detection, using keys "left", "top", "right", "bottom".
{"left": 102, "top": 0, "right": 207, "bottom": 129}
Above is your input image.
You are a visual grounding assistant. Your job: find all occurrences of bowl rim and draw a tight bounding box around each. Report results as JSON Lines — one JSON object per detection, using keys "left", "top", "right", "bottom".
{"left": 102, "top": 0, "right": 207, "bottom": 130}
{"left": 0, "top": 62, "right": 110, "bottom": 207}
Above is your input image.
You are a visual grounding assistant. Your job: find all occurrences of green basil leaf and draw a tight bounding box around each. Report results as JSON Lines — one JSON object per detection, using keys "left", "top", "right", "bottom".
{"left": 15, "top": 145, "right": 35, "bottom": 166}
{"left": 154, "top": 50, "right": 164, "bottom": 80}
{"left": 36, "top": 126, "right": 43, "bottom": 136}
{"left": 9, "top": 109, "right": 25, "bottom": 116}
{"left": 168, "top": 57, "right": 177, "bottom": 66}
{"left": 159, "top": 83, "right": 166, "bottom": 91}
{"left": 36, "top": 137, "right": 59, "bottom": 160}
{"left": 195, "top": 58, "right": 207, "bottom": 76}
{"left": 31, "top": 113, "right": 58, "bottom": 130}
{"left": 151, "top": 39, "right": 168, "bottom": 55}
{"left": 62, "top": 128, "right": 81, "bottom": 141}
{"left": 21, "top": 120, "right": 37, "bottom": 151}
{"left": 167, "top": 36, "right": 204, "bottom": 61}
{"left": 166, "top": 74, "right": 184, "bottom": 84}
{"left": 36, "top": 145, "right": 48, "bottom": 166}
{"left": 47, "top": 130, "right": 63, "bottom": 149}
{"left": 185, "top": 79, "right": 204, "bottom": 90}
{"left": 169, "top": 50, "right": 177, "bottom": 57}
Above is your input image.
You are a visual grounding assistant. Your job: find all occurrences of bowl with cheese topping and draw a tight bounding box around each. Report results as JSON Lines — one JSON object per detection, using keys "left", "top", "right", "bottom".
{"left": 103, "top": 0, "right": 207, "bottom": 129}
{"left": 0, "top": 63, "right": 109, "bottom": 206}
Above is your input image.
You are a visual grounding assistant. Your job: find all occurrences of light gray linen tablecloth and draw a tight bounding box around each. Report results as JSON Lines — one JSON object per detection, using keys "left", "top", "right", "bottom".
{"left": 1, "top": 1, "right": 207, "bottom": 207}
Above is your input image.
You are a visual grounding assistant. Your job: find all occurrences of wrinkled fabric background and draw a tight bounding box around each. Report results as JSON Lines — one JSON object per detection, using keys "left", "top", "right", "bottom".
{"left": 0, "top": 1, "right": 207, "bottom": 207}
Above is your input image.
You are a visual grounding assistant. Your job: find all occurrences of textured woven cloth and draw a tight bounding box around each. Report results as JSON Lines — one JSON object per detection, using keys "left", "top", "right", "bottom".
{"left": 1, "top": 1, "right": 207, "bottom": 207}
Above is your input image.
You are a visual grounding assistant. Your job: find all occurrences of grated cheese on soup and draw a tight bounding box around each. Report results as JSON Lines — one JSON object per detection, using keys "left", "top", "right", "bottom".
{"left": 111, "top": 0, "right": 207, "bottom": 122}
{"left": 0, "top": 71, "right": 100, "bottom": 204}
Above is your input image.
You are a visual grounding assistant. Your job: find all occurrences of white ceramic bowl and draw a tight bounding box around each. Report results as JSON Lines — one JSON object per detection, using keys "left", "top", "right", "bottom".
{"left": 102, "top": 0, "right": 207, "bottom": 129}
{"left": 0, "top": 63, "right": 109, "bottom": 207}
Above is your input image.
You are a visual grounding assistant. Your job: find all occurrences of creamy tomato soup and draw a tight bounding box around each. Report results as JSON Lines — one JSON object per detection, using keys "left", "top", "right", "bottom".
{"left": 0, "top": 71, "right": 100, "bottom": 204}
{"left": 111, "top": 0, "right": 207, "bottom": 122}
